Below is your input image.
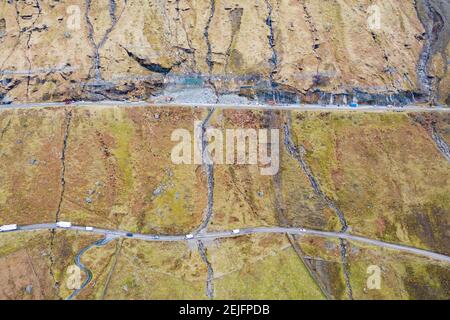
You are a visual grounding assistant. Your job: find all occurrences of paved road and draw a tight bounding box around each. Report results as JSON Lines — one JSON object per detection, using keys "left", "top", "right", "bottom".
{"left": 66, "top": 236, "right": 115, "bottom": 300}
{"left": 3, "top": 223, "right": 449, "bottom": 263}
{"left": 0, "top": 100, "right": 449, "bottom": 113}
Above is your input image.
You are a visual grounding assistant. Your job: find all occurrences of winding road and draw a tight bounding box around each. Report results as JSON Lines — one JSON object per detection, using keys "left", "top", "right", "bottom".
{"left": 6, "top": 223, "right": 450, "bottom": 263}
{"left": 66, "top": 236, "right": 114, "bottom": 300}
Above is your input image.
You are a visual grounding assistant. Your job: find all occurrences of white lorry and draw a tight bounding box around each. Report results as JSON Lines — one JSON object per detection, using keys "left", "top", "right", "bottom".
{"left": 0, "top": 224, "right": 18, "bottom": 232}
{"left": 56, "top": 221, "right": 72, "bottom": 228}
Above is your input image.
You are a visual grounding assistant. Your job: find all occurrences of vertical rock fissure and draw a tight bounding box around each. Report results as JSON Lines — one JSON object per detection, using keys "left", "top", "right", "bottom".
{"left": 197, "top": 240, "right": 214, "bottom": 300}
{"left": 0, "top": 118, "right": 11, "bottom": 141}
{"left": 414, "top": 0, "right": 444, "bottom": 103}
{"left": 25, "top": 0, "right": 42, "bottom": 101}
{"left": 283, "top": 114, "right": 348, "bottom": 232}
{"left": 85, "top": 0, "right": 126, "bottom": 80}
{"left": 55, "top": 109, "right": 72, "bottom": 223}
{"left": 203, "top": 0, "right": 219, "bottom": 100}
{"left": 195, "top": 108, "right": 216, "bottom": 234}
{"left": 269, "top": 110, "right": 330, "bottom": 299}
{"left": 264, "top": 0, "right": 278, "bottom": 101}
{"left": 283, "top": 112, "right": 353, "bottom": 299}
{"left": 100, "top": 239, "right": 123, "bottom": 299}
{"left": 48, "top": 109, "right": 73, "bottom": 296}
{"left": 47, "top": 234, "right": 59, "bottom": 298}
{"left": 204, "top": 0, "right": 215, "bottom": 74}
{"left": 85, "top": 0, "right": 100, "bottom": 80}
{"left": 287, "top": 234, "right": 333, "bottom": 299}
{"left": 431, "top": 125, "right": 450, "bottom": 163}
{"left": 339, "top": 239, "right": 354, "bottom": 300}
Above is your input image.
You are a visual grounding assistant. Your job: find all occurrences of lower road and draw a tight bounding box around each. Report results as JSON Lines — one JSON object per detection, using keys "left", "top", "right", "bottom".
{"left": 4, "top": 223, "right": 450, "bottom": 263}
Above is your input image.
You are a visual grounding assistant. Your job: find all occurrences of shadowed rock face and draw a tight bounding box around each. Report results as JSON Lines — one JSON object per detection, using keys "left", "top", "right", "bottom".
{"left": 0, "top": 0, "right": 448, "bottom": 106}
{"left": 415, "top": 0, "right": 450, "bottom": 105}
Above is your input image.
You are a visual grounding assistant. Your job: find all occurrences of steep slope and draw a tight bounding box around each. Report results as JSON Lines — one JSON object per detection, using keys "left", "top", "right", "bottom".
{"left": 0, "top": 0, "right": 448, "bottom": 105}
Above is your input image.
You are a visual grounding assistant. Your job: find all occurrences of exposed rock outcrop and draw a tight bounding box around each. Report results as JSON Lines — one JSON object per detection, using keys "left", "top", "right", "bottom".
{"left": 0, "top": 0, "right": 448, "bottom": 106}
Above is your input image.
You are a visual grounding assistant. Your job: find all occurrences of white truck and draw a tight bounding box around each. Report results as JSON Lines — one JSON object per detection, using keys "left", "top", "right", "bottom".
{"left": 56, "top": 221, "right": 72, "bottom": 229}
{"left": 0, "top": 224, "right": 18, "bottom": 232}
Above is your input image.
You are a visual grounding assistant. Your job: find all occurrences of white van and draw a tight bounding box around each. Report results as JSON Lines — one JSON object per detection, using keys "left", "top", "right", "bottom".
{"left": 0, "top": 224, "right": 18, "bottom": 232}
{"left": 56, "top": 221, "right": 72, "bottom": 228}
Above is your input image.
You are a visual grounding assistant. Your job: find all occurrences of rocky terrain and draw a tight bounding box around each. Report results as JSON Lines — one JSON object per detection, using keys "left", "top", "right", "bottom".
{"left": 0, "top": 106, "right": 449, "bottom": 299}
{"left": 0, "top": 0, "right": 449, "bottom": 301}
{"left": 0, "top": 0, "right": 448, "bottom": 106}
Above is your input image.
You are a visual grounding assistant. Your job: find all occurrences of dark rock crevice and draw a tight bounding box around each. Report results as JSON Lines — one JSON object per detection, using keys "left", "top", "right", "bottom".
{"left": 55, "top": 109, "right": 73, "bottom": 224}
{"left": 197, "top": 240, "right": 214, "bottom": 300}
{"left": 339, "top": 239, "right": 354, "bottom": 300}
{"left": 121, "top": 45, "right": 181, "bottom": 75}
{"left": 268, "top": 110, "right": 331, "bottom": 299}
{"left": 195, "top": 108, "right": 216, "bottom": 234}
{"left": 283, "top": 113, "right": 348, "bottom": 232}
{"left": 85, "top": 0, "right": 126, "bottom": 81}
{"left": 431, "top": 125, "right": 450, "bottom": 162}
{"left": 0, "top": 118, "right": 11, "bottom": 141}
{"left": 283, "top": 111, "right": 353, "bottom": 300}
{"left": 48, "top": 109, "right": 73, "bottom": 297}
{"left": 12, "top": 0, "right": 44, "bottom": 101}
{"left": 204, "top": 0, "right": 216, "bottom": 74}
{"left": 412, "top": 113, "right": 450, "bottom": 163}
{"left": 203, "top": 0, "right": 219, "bottom": 100}
{"left": 414, "top": 0, "right": 447, "bottom": 104}
{"left": 264, "top": 0, "right": 278, "bottom": 101}
{"left": 47, "top": 231, "right": 60, "bottom": 299}
{"left": 287, "top": 234, "right": 333, "bottom": 299}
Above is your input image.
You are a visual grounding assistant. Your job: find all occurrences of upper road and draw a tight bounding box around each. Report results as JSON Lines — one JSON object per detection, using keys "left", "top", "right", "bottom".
{"left": 0, "top": 100, "right": 449, "bottom": 113}
{"left": 7, "top": 223, "right": 450, "bottom": 263}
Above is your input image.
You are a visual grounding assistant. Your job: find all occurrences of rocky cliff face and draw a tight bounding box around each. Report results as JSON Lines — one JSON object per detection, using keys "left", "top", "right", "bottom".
{"left": 0, "top": 0, "right": 448, "bottom": 105}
